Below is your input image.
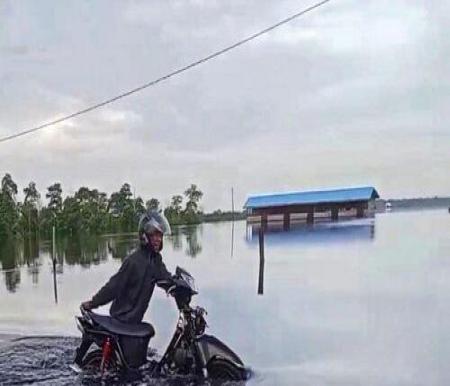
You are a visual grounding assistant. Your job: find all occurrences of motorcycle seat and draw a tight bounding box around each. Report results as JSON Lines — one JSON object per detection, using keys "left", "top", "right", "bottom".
{"left": 88, "top": 312, "right": 155, "bottom": 338}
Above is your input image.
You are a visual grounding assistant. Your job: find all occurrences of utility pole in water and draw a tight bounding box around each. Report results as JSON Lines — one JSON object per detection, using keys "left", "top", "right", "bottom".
{"left": 230, "top": 187, "right": 235, "bottom": 258}
{"left": 231, "top": 187, "right": 235, "bottom": 220}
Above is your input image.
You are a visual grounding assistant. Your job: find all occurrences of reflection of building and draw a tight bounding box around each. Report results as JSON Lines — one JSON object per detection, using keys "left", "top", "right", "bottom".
{"left": 246, "top": 219, "right": 376, "bottom": 244}
{"left": 250, "top": 217, "right": 376, "bottom": 295}
{"left": 244, "top": 186, "right": 379, "bottom": 228}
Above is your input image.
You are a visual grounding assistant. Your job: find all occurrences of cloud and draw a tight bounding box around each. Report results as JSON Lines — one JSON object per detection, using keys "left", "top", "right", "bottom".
{"left": 0, "top": 0, "right": 449, "bottom": 210}
{"left": 99, "top": 109, "right": 142, "bottom": 125}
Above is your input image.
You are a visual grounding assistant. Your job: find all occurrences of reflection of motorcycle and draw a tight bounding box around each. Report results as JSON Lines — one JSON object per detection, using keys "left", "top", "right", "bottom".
{"left": 72, "top": 267, "right": 249, "bottom": 382}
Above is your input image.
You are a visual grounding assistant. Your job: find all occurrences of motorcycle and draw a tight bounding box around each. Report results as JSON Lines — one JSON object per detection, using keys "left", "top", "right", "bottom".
{"left": 72, "top": 266, "right": 249, "bottom": 382}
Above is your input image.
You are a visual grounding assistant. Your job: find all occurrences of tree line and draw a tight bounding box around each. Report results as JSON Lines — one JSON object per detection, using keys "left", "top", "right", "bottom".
{"left": 0, "top": 173, "right": 205, "bottom": 239}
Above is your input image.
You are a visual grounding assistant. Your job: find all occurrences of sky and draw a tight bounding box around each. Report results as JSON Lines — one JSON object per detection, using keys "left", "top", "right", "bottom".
{"left": 0, "top": 0, "right": 449, "bottom": 211}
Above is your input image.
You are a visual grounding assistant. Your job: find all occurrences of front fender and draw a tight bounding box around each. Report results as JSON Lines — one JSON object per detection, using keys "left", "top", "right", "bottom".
{"left": 195, "top": 334, "right": 245, "bottom": 369}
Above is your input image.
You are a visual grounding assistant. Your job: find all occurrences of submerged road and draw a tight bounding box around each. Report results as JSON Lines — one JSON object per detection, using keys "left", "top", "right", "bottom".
{"left": 0, "top": 336, "right": 246, "bottom": 385}
{"left": 0, "top": 336, "right": 80, "bottom": 385}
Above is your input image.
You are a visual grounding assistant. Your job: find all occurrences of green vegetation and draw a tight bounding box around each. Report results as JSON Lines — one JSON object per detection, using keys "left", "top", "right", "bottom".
{"left": 0, "top": 174, "right": 21, "bottom": 238}
{"left": 0, "top": 173, "right": 221, "bottom": 241}
{"left": 164, "top": 184, "right": 203, "bottom": 225}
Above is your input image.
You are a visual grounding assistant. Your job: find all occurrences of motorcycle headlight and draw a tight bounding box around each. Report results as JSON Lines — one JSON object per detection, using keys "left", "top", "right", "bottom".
{"left": 180, "top": 272, "right": 197, "bottom": 293}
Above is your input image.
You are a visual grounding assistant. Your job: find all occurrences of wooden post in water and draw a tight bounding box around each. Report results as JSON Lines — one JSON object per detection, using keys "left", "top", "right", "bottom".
{"left": 52, "top": 224, "right": 58, "bottom": 303}
{"left": 258, "top": 227, "right": 265, "bottom": 295}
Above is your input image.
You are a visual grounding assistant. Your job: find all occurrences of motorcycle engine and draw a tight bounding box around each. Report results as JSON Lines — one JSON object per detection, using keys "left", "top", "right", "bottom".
{"left": 173, "top": 346, "right": 194, "bottom": 372}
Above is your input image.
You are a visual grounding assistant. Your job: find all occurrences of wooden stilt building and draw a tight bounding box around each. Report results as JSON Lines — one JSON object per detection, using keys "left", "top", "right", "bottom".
{"left": 244, "top": 186, "right": 379, "bottom": 229}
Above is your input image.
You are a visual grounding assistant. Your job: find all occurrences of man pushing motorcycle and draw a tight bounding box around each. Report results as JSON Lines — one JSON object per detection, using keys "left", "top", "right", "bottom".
{"left": 73, "top": 210, "right": 173, "bottom": 369}
{"left": 72, "top": 210, "right": 249, "bottom": 381}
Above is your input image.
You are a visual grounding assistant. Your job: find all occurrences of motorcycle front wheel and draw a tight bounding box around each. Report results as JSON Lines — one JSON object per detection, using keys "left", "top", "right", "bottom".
{"left": 206, "top": 358, "right": 244, "bottom": 382}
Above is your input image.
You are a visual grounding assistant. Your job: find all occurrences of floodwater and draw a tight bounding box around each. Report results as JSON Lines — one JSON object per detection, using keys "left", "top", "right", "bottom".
{"left": 1, "top": 210, "right": 450, "bottom": 385}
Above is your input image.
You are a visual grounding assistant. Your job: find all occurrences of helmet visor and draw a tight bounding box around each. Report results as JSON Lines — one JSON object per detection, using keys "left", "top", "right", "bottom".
{"left": 142, "top": 211, "right": 171, "bottom": 235}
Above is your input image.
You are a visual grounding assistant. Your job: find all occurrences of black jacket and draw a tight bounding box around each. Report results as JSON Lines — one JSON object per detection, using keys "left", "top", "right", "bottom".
{"left": 90, "top": 247, "right": 172, "bottom": 324}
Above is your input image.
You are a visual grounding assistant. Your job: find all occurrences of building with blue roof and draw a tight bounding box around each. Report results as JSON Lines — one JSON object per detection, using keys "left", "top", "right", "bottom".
{"left": 244, "top": 186, "right": 379, "bottom": 227}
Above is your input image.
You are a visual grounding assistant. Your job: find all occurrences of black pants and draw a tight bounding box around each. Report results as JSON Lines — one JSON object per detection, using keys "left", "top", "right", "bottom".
{"left": 74, "top": 337, "right": 93, "bottom": 366}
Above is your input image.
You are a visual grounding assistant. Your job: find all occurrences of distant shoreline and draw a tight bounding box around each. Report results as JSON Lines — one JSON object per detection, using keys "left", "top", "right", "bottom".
{"left": 376, "top": 197, "right": 450, "bottom": 211}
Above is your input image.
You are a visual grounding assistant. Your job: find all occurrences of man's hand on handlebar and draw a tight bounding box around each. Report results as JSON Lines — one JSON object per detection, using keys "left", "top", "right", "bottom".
{"left": 81, "top": 300, "right": 93, "bottom": 310}
{"left": 166, "top": 284, "right": 177, "bottom": 296}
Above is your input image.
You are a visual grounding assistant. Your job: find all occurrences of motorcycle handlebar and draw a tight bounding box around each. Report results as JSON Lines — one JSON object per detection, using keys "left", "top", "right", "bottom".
{"left": 79, "top": 305, "right": 94, "bottom": 325}
{"left": 166, "top": 284, "right": 177, "bottom": 296}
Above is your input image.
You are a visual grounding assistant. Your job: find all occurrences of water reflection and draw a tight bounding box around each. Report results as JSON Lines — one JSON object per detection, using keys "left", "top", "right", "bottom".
{"left": 167, "top": 225, "right": 203, "bottom": 258}
{"left": 24, "top": 234, "right": 40, "bottom": 286}
{"left": 0, "top": 221, "right": 375, "bottom": 294}
{"left": 0, "top": 242, "right": 17, "bottom": 292}
{"left": 0, "top": 237, "right": 56, "bottom": 295}
{"left": 231, "top": 221, "right": 235, "bottom": 258}
{"left": 107, "top": 235, "right": 138, "bottom": 260}
{"left": 63, "top": 236, "right": 109, "bottom": 267}
{"left": 170, "top": 228, "right": 183, "bottom": 251}
{"left": 5, "top": 269, "right": 21, "bottom": 293}
{"left": 2, "top": 213, "right": 450, "bottom": 385}
{"left": 246, "top": 218, "right": 376, "bottom": 245}
{"left": 248, "top": 219, "right": 376, "bottom": 295}
{"left": 53, "top": 261, "right": 58, "bottom": 304}
{"left": 0, "top": 224, "right": 205, "bottom": 293}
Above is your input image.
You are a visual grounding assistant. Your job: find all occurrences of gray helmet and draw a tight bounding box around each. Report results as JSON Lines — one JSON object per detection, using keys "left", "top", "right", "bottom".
{"left": 138, "top": 210, "right": 171, "bottom": 246}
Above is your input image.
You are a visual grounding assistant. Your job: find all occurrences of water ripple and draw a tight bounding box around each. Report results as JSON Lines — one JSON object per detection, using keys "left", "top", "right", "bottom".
{"left": 0, "top": 336, "right": 246, "bottom": 386}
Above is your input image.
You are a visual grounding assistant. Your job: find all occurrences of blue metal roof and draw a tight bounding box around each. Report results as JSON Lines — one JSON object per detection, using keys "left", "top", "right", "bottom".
{"left": 244, "top": 186, "right": 379, "bottom": 209}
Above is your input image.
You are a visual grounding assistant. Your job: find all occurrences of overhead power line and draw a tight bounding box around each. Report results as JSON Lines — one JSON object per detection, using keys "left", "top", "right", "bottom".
{"left": 0, "top": 0, "right": 332, "bottom": 144}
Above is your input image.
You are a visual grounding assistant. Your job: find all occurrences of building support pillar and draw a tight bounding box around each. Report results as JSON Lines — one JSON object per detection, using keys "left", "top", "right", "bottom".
{"left": 307, "top": 209, "right": 314, "bottom": 224}
{"left": 356, "top": 205, "right": 364, "bottom": 218}
{"left": 261, "top": 214, "right": 268, "bottom": 231}
{"left": 331, "top": 207, "right": 339, "bottom": 221}
{"left": 283, "top": 212, "right": 290, "bottom": 230}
